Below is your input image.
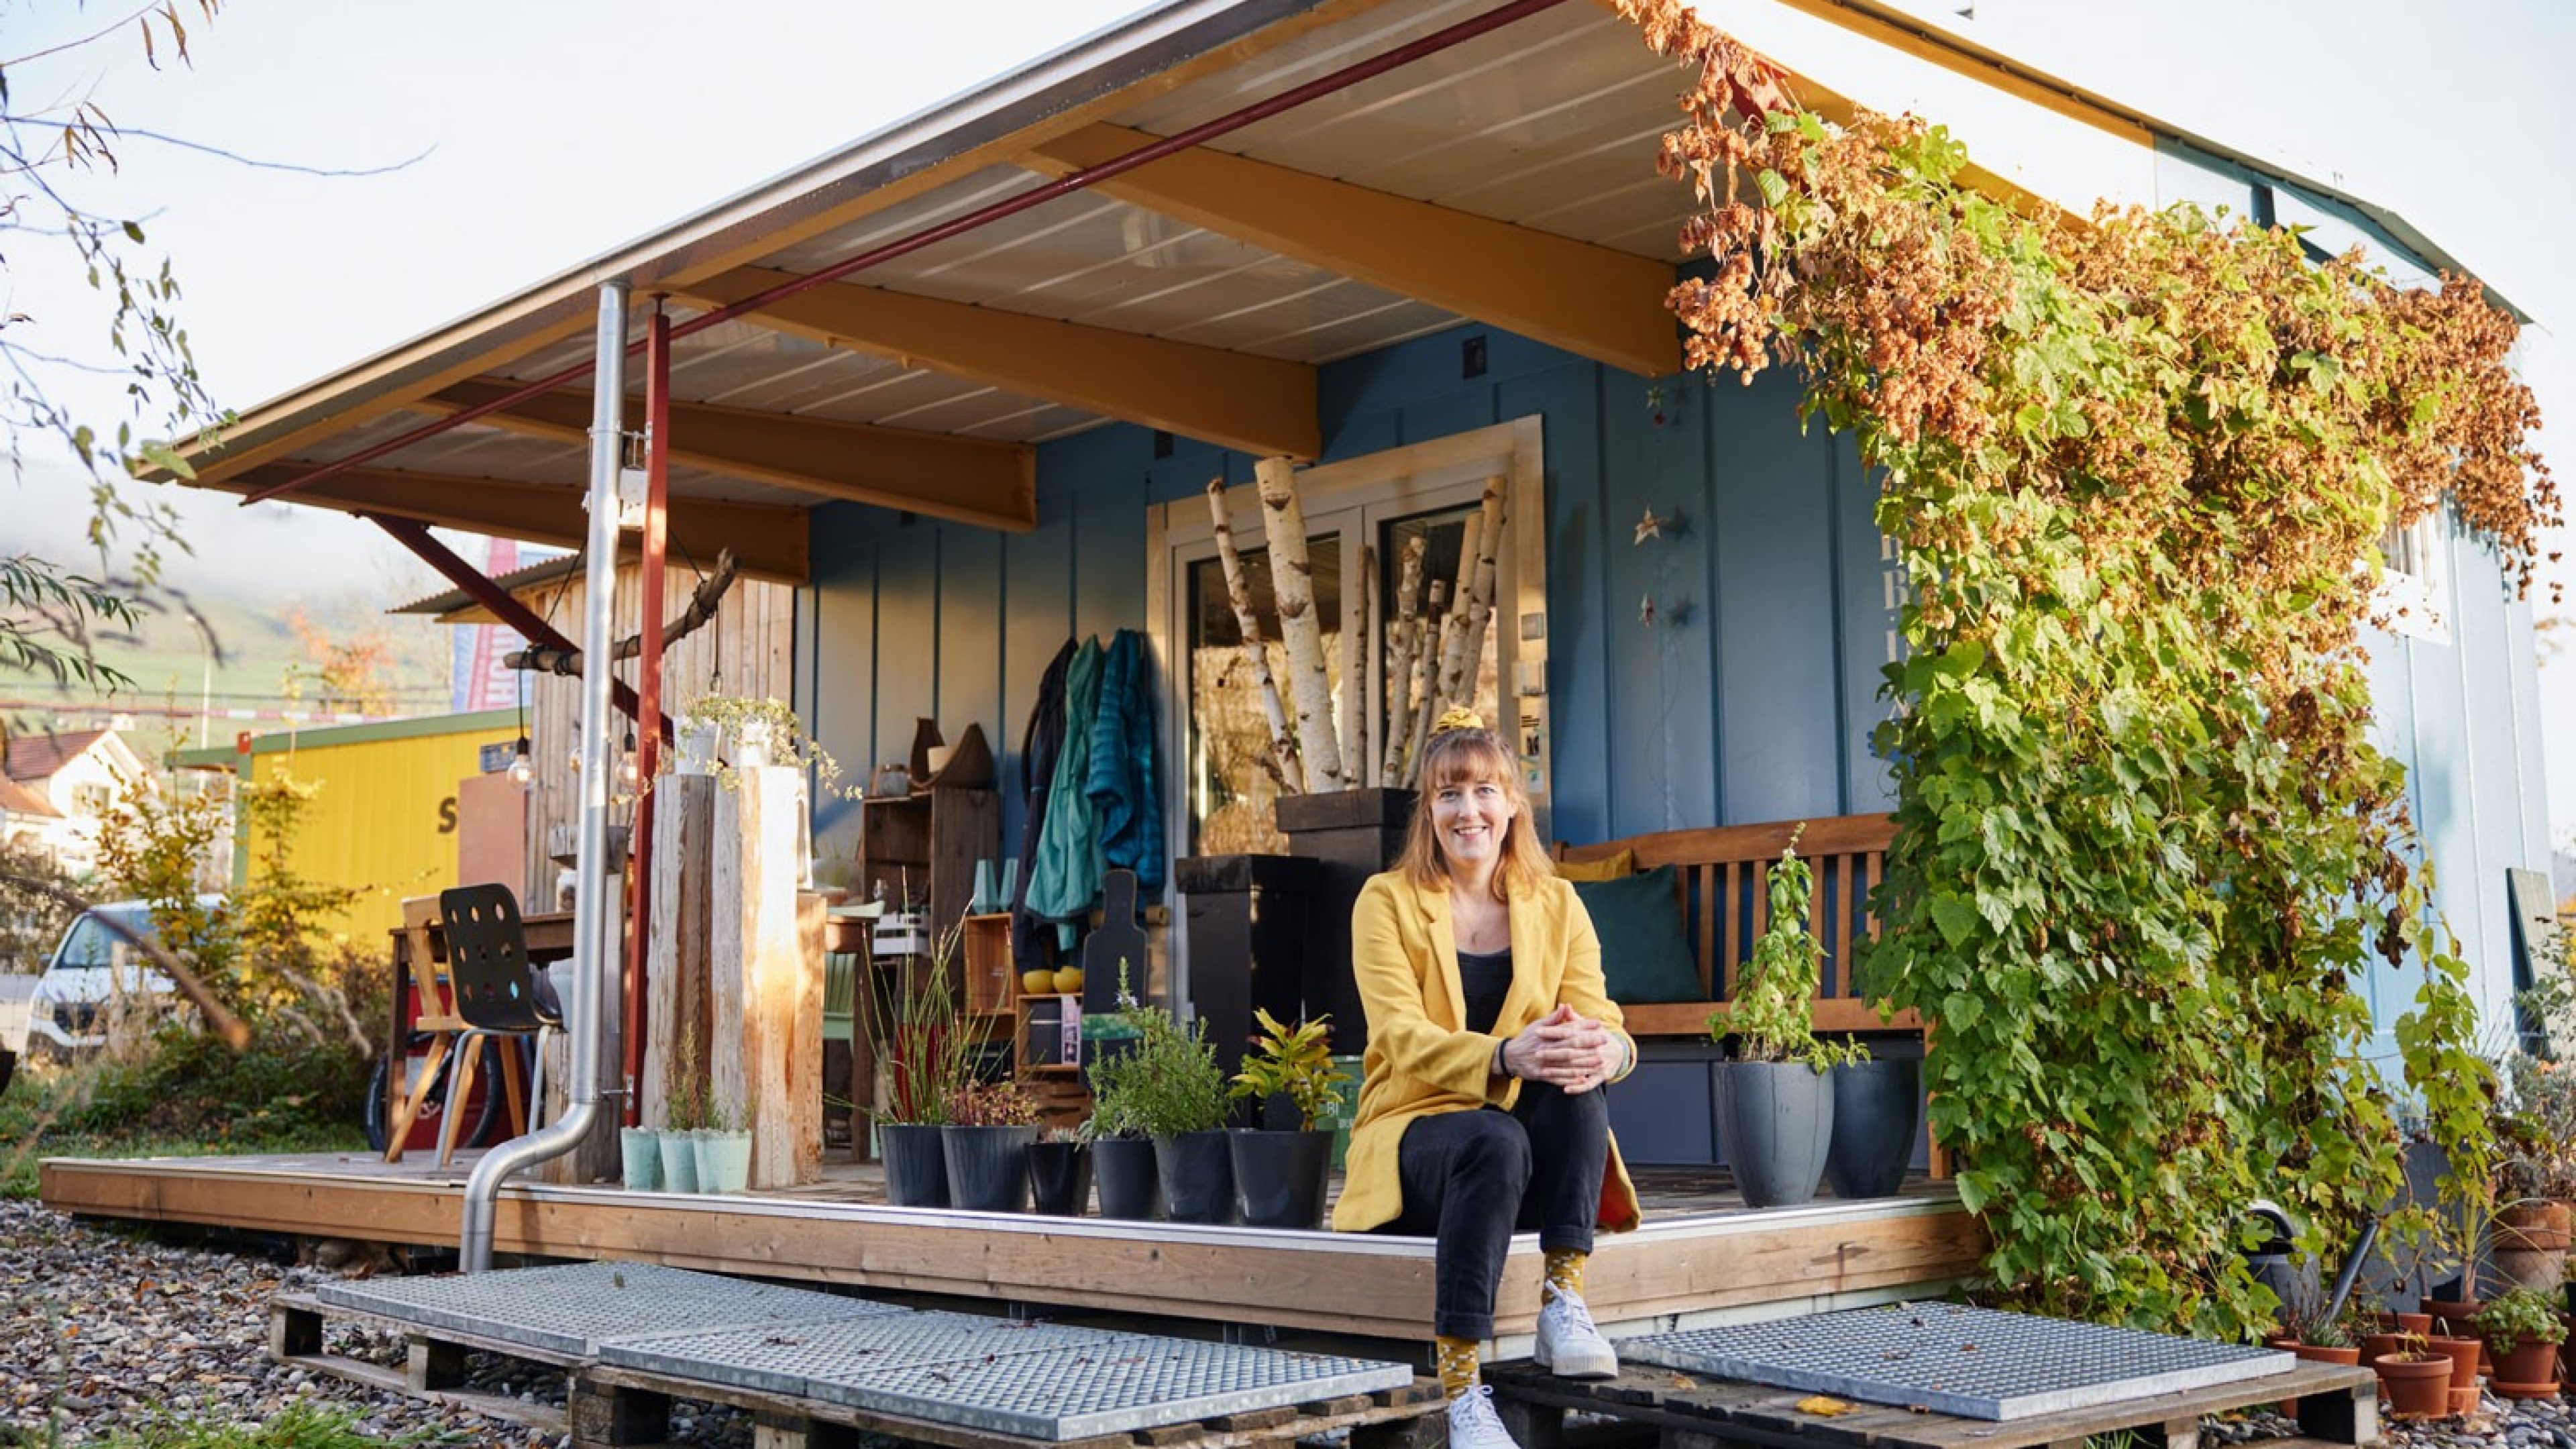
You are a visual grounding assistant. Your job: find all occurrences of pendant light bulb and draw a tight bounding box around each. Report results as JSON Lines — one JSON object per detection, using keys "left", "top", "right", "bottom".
{"left": 506, "top": 736, "right": 535, "bottom": 789}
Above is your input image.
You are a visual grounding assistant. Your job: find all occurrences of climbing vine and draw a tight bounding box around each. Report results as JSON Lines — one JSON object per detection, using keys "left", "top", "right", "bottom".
{"left": 1615, "top": 1, "right": 2557, "bottom": 1339}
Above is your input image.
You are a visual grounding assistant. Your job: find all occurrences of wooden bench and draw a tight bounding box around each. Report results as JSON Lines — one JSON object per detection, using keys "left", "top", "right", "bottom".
{"left": 1554, "top": 813, "right": 1922, "bottom": 1040}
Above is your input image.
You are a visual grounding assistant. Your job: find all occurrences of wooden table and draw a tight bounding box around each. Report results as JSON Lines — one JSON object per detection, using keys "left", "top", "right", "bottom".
{"left": 382, "top": 900, "right": 588, "bottom": 1163}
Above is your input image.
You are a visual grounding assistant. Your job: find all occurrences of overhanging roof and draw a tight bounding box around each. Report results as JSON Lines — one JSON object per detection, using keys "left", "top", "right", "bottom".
{"left": 170, "top": 0, "right": 2516, "bottom": 575}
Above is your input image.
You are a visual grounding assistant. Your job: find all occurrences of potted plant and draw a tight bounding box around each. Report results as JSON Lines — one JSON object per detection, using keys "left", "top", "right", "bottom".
{"left": 695, "top": 1091, "right": 755, "bottom": 1195}
{"left": 2370, "top": 1332, "right": 2452, "bottom": 1419}
{"left": 1226, "top": 1009, "right": 1348, "bottom": 1230}
{"left": 943, "top": 1079, "right": 1041, "bottom": 1212}
{"left": 1124, "top": 1005, "right": 1236, "bottom": 1224}
{"left": 1707, "top": 829, "right": 1864, "bottom": 1209}
{"left": 864, "top": 915, "right": 981, "bottom": 1208}
{"left": 2471, "top": 1285, "right": 2567, "bottom": 1396}
{"left": 621, "top": 1120, "right": 663, "bottom": 1192}
{"left": 1026, "top": 1125, "right": 1094, "bottom": 1218}
{"left": 1823, "top": 1040, "right": 1921, "bottom": 1201}
{"left": 1082, "top": 975, "right": 1169, "bottom": 1220}
{"left": 658, "top": 1035, "right": 710, "bottom": 1193}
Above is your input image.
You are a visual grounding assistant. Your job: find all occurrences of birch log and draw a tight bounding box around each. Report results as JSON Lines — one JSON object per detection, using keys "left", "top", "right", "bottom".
{"left": 712, "top": 764, "right": 824, "bottom": 1189}
{"left": 1254, "top": 455, "right": 1344, "bottom": 792}
{"left": 1357, "top": 545, "right": 1379, "bottom": 788}
{"left": 1403, "top": 578, "right": 1450, "bottom": 786}
{"left": 1379, "top": 536, "right": 1428, "bottom": 783}
{"left": 1206, "top": 478, "right": 1301, "bottom": 792}
{"left": 1432, "top": 505, "right": 1493, "bottom": 710}
{"left": 1448, "top": 478, "right": 1509, "bottom": 710}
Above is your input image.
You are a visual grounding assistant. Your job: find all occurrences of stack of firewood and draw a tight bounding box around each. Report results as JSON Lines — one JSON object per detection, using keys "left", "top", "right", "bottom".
{"left": 1207, "top": 460, "right": 1505, "bottom": 794}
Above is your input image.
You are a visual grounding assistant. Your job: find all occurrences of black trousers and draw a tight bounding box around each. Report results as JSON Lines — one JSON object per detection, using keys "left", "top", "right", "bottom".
{"left": 1376, "top": 1081, "right": 1610, "bottom": 1340}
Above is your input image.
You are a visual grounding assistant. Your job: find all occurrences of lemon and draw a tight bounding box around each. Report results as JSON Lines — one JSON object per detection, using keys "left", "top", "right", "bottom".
{"left": 1053, "top": 967, "right": 1085, "bottom": 996}
{"left": 1020, "top": 968, "right": 1055, "bottom": 996}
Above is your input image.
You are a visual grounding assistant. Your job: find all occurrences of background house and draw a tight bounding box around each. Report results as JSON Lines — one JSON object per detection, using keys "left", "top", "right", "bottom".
{"left": 3, "top": 727, "right": 152, "bottom": 877}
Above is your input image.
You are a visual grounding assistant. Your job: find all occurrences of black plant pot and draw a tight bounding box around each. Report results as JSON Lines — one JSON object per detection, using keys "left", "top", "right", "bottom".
{"left": 1824, "top": 1058, "right": 1921, "bottom": 1199}
{"left": 1026, "top": 1140, "right": 1094, "bottom": 1218}
{"left": 943, "top": 1124, "right": 1038, "bottom": 1212}
{"left": 1230, "top": 1128, "right": 1332, "bottom": 1230}
{"left": 1712, "top": 1060, "right": 1835, "bottom": 1209}
{"left": 1154, "top": 1130, "right": 1238, "bottom": 1224}
{"left": 880, "top": 1122, "right": 950, "bottom": 1208}
{"left": 1093, "top": 1136, "right": 1164, "bottom": 1220}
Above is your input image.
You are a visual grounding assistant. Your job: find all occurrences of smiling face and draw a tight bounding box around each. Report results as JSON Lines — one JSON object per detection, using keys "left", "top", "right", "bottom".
{"left": 1430, "top": 769, "right": 1519, "bottom": 870}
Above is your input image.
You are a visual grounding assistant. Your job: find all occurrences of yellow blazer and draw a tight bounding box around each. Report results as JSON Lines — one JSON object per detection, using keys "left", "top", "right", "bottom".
{"left": 1330, "top": 867, "right": 1642, "bottom": 1235}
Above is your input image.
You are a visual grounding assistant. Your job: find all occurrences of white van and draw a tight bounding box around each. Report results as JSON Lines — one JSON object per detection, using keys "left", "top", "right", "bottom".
{"left": 15, "top": 899, "right": 203, "bottom": 1057}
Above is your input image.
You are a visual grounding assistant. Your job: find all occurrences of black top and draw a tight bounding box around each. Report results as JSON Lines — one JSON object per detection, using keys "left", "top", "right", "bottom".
{"left": 1458, "top": 945, "right": 1513, "bottom": 1036}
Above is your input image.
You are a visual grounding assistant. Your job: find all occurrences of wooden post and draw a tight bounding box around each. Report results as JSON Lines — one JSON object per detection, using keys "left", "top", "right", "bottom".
{"left": 712, "top": 764, "right": 824, "bottom": 1188}
{"left": 645, "top": 773, "right": 716, "bottom": 1137}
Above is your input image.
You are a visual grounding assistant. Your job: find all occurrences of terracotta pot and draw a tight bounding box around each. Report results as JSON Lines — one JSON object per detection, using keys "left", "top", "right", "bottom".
{"left": 2368, "top": 1310, "right": 2434, "bottom": 1336}
{"left": 2447, "top": 1386, "right": 2481, "bottom": 1417}
{"left": 2425, "top": 1334, "right": 2483, "bottom": 1390}
{"left": 2375, "top": 1352, "right": 2452, "bottom": 1418}
{"left": 2490, "top": 1246, "right": 2567, "bottom": 1291}
{"left": 2359, "top": 1331, "right": 2404, "bottom": 1366}
{"left": 2491, "top": 1338, "right": 2561, "bottom": 1388}
{"left": 2493, "top": 1202, "right": 2571, "bottom": 1252}
{"left": 2420, "top": 1297, "right": 2485, "bottom": 1340}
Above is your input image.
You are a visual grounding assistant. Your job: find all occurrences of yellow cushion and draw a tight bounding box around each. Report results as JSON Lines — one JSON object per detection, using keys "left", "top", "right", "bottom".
{"left": 1553, "top": 847, "right": 1636, "bottom": 882}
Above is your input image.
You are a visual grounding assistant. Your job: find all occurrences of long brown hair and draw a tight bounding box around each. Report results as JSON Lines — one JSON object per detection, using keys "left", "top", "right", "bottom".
{"left": 1396, "top": 723, "right": 1552, "bottom": 902}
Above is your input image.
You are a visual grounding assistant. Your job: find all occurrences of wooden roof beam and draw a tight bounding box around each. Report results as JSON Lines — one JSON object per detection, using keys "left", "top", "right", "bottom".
{"left": 1020, "top": 122, "right": 1682, "bottom": 378}
{"left": 668, "top": 268, "right": 1320, "bottom": 461}
{"left": 217, "top": 465, "right": 810, "bottom": 583}
{"left": 424, "top": 379, "right": 1036, "bottom": 532}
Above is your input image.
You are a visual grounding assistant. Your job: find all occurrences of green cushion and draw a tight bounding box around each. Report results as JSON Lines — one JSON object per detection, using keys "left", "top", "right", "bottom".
{"left": 1572, "top": 865, "right": 1705, "bottom": 1004}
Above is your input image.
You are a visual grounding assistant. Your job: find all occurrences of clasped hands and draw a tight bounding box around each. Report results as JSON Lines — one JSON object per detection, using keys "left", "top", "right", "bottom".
{"left": 1500, "top": 1004, "right": 1621, "bottom": 1094}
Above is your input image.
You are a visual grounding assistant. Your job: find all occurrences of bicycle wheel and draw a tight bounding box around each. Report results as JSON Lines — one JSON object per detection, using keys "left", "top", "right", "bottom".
{"left": 365, "top": 1033, "right": 510, "bottom": 1152}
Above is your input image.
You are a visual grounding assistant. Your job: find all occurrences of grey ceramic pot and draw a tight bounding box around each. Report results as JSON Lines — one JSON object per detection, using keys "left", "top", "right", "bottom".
{"left": 879, "top": 1122, "right": 950, "bottom": 1208}
{"left": 1824, "top": 1057, "right": 1922, "bottom": 1199}
{"left": 942, "top": 1124, "right": 1038, "bottom": 1212}
{"left": 1153, "top": 1130, "right": 1238, "bottom": 1224}
{"left": 1229, "top": 1128, "right": 1332, "bottom": 1230}
{"left": 1712, "top": 1059, "right": 1835, "bottom": 1209}
{"left": 1091, "top": 1136, "right": 1163, "bottom": 1220}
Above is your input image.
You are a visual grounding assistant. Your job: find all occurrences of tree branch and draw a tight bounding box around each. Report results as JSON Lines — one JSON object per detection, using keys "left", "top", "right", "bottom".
{"left": 506, "top": 549, "right": 739, "bottom": 677}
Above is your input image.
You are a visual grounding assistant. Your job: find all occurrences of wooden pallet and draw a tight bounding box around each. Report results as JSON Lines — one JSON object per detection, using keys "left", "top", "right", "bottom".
{"left": 568, "top": 1363, "right": 1446, "bottom": 1449}
{"left": 269, "top": 1291, "right": 572, "bottom": 1436}
{"left": 272, "top": 1289, "right": 1444, "bottom": 1449}
{"left": 1485, "top": 1358, "right": 2381, "bottom": 1449}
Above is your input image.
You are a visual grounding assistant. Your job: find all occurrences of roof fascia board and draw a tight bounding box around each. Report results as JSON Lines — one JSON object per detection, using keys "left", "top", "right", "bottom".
{"left": 185, "top": 0, "right": 1352, "bottom": 483}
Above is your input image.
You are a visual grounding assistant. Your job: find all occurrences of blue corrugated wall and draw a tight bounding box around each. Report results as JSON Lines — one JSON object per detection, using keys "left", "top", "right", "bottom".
{"left": 794, "top": 314, "right": 2551, "bottom": 1039}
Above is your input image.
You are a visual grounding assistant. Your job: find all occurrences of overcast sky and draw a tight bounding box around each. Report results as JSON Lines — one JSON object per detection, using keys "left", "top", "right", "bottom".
{"left": 3, "top": 0, "right": 2569, "bottom": 831}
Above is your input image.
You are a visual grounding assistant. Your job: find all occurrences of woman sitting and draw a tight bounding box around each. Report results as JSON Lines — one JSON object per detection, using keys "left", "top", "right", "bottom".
{"left": 1331, "top": 709, "right": 1639, "bottom": 1449}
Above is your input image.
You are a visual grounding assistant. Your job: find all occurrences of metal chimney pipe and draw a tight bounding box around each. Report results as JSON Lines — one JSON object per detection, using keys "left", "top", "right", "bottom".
{"left": 462, "top": 278, "right": 632, "bottom": 1271}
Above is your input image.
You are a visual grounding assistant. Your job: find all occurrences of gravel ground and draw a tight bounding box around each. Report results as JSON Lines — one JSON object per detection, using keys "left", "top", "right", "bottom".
{"left": 7, "top": 1197, "right": 2575, "bottom": 1448}
{"left": 0, "top": 1199, "right": 752, "bottom": 1446}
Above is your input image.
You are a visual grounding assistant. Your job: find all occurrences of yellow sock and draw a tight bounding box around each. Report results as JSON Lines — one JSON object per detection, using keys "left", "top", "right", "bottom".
{"left": 1435, "top": 1334, "right": 1481, "bottom": 1399}
{"left": 1542, "top": 1248, "right": 1587, "bottom": 1305}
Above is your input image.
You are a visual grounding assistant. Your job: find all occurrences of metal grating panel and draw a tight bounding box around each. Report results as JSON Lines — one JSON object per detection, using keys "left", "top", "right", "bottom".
{"left": 1623, "top": 1303, "right": 2298, "bottom": 1420}
{"left": 596, "top": 1311, "right": 1127, "bottom": 1400}
{"left": 816, "top": 1340, "right": 1416, "bottom": 1440}
{"left": 316, "top": 1262, "right": 901, "bottom": 1358}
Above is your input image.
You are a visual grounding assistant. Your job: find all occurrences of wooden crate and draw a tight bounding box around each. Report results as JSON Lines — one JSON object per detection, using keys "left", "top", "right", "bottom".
{"left": 962, "top": 912, "right": 1015, "bottom": 1016}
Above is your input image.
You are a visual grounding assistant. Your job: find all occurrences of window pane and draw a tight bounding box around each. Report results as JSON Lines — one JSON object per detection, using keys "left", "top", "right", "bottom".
{"left": 1185, "top": 537, "right": 1340, "bottom": 854}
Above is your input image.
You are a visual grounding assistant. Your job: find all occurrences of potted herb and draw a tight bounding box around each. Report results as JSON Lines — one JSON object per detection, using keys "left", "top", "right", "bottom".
{"left": 1226, "top": 1010, "right": 1348, "bottom": 1230}
{"left": 943, "top": 1079, "right": 1041, "bottom": 1212}
{"left": 696, "top": 1091, "right": 755, "bottom": 1195}
{"left": 658, "top": 1034, "right": 710, "bottom": 1193}
{"left": 863, "top": 916, "right": 980, "bottom": 1207}
{"left": 1117, "top": 1004, "right": 1234, "bottom": 1224}
{"left": 2471, "top": 1285, "right": 2567, "bottom": 1395}
{"left": 1085, "top": 1038, "right": 1162, "bottom": 1220}
{"left": 1026, "top": 1125, "right": 1094, "bottom": 1218}
{"left": 1707, "top": 830, "right": 1864, "bottom": 1208}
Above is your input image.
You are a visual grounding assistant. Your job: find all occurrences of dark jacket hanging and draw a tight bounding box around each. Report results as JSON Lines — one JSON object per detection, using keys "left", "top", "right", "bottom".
{"left": 1010, "top": 637, "right": 1079, "bottom": 971}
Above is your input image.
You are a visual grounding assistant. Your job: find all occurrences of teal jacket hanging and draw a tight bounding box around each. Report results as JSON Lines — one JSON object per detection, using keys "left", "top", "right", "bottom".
{"left": 1022, "top": 636, "right": 1104, "bottom": 921}
{"left": 1087, "top": 629, "right": 1164, "bottom": 897}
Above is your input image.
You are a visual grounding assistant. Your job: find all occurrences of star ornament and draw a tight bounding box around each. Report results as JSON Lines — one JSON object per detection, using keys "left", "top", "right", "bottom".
{"left": 1635, "top": 508, "right": 1670, "bottom": 545}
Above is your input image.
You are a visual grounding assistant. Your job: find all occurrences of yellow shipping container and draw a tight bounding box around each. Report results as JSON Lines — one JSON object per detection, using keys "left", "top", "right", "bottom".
{"left": 191, "top": 710, "right": 519, "bottom": 944}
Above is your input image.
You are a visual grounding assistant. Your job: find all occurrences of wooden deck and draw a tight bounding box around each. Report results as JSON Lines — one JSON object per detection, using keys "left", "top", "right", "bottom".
{"left": 40, "top": 1154, "right": 1986, "bottom": 1350}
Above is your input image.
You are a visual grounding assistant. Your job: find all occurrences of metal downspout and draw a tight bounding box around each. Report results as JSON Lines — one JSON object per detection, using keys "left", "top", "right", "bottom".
{"left": 461, "top": 278, "right": 633, "bottom": 1271}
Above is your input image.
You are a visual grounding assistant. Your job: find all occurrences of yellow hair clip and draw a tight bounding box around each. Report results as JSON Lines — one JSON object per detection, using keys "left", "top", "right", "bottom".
{"left": 1432, "top": 706, "right": 1486, "bottom": 735}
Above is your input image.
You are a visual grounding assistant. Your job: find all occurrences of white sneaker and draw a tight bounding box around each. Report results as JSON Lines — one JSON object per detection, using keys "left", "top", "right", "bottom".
{"left": 1532, "top": 1289, "right": 1619, "bottom": 1379}
{"left": 1444, "top": 1385, "right": 1522, "bottom": 1449}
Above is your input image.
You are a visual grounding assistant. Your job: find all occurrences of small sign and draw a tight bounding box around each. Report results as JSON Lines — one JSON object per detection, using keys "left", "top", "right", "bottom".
{"left": 478, "top": 741, "right": 517, "bottom": 774}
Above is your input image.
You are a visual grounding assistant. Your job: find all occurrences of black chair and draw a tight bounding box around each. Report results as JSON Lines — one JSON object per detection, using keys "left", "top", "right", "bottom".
{"left": 436, "top": 883, "right": 565, "bottom": 1163}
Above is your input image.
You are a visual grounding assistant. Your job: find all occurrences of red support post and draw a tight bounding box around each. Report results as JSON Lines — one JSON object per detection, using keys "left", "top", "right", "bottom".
{"left": 366, "top": 513, "right": 674, "bottom": 745}
{"left": 624, "top": 309, "right": 673, "bottom": 1128}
